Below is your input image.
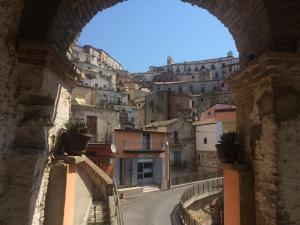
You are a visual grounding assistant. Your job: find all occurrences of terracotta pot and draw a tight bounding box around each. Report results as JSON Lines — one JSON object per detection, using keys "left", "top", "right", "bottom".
{"left": 216, "top": 144, "right": 241, "bottom": 163}
{"left": 62, "top": 133, "right": 91, "bottom": 156}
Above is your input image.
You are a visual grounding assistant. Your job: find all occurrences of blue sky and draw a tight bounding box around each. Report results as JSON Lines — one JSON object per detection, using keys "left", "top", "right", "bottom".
{"left": 78, "top": 0, "right": 238, "bottom": 72}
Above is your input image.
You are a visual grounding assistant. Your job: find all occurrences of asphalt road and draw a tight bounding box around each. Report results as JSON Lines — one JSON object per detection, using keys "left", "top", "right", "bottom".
{"left": 121, "top": 186, "right": 189, "bottom": 225}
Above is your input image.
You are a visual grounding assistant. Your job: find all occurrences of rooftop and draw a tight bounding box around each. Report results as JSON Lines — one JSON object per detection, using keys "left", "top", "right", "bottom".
{"left": 144, "top": 118, "right": 179, "bottom": 128}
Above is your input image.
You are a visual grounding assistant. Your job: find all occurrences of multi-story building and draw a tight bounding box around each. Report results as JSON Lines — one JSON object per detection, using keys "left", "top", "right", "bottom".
{"left": 71, "top": 86, "right": 138, "bottom": 143}
{"left": 150, "top": 80, "right": 219, "bottom": 95}
{"left": 145, "top": 91, "right": 193, "bottom": 124}
{"left": 113, "top": 128, "right": 169, "bottom": 189}
{"left": 70, "top": 45, "right": 125, "bottom": 91}
{"left": 149, "top": 52, "right": 239, "bottom": 81}
{"left": 144, "top": 118, "right": 196, "bottom": 184}
{"left": 192, "top": 91, "right": 235, "bottom": 119}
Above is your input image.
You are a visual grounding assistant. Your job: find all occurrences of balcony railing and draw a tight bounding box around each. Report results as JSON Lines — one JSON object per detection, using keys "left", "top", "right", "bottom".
{"left": 123, "top": 140, "right": 166, "bottom": 152}
{"left": 119, "top": 117, "right": 134, "bottom": 124}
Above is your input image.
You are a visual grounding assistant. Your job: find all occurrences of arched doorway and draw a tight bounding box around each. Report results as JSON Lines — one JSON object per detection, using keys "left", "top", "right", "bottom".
{"left": 0, "top": 1, "right": 299, "bottom": 225}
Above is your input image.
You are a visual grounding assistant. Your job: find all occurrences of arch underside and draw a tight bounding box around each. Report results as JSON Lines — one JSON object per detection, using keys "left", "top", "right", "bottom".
{"left": 19, "top": 0, "right": 299, "bottom": 67}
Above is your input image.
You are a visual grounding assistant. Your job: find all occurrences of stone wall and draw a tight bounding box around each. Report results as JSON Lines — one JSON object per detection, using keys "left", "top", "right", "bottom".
{"left": 0, "top": 0, "right": 25, "bottom": 224}
{"left": 0, "top": 11, "right": 76, "bottom": 221}
{"left": 228, "top": 52, "right": 300, "bottom": 225}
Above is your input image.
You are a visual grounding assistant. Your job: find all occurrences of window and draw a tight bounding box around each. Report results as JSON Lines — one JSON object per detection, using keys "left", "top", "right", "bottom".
{"left": 179, "top": 86, "right": 182, "bottom": 93}
{"left": 222, "top": 63, "right": 226, "bottom": 68}
{"left": 204, "top": 137, "right": 208, "bottom": 144}
{"left": 215, "top": 72, "right": 218, "bottom": 78}
{"left": 143, "top": 163, "right": 153, "bottom": 178}
{"left": 192, "top": 75, "right": 195, "bottom": 79}
{"left": 201, "top": 65, "right": 205, "bottom": 70}
{"left": 94, "top": 83, "right": 98, "bottom": 89}
{"left": 104, "top": 95, "right": 107, "bottom": 102}
{"left": 173, "top": 131, "right": 179, "bottom": 144}
{"left": 174, "top": 151, "right": 181, "bottom": 164}
{"left": 211, "top": 64, "right": 215, "bottom": 69}
{"left": 208, "top": 111, "right": 211, "bottom": 115}
{"left": 142, "top": 133, "right": 151, "bottom": 150}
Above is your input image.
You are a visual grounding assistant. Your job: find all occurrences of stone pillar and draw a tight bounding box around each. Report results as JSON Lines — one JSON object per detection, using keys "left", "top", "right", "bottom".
{"left": 227, "top": 52, "right": 300, "bottom": 225}
{"left": 0, "top": 41, "right": 80, "bottom": 225}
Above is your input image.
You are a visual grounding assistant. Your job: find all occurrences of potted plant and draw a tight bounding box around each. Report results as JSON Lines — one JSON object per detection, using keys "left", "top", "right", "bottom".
{"left": 216, "top": 131, "right": 242, "bottom": 163}
{"left": 62, "top": 119, "right": 91, "bottom": 156}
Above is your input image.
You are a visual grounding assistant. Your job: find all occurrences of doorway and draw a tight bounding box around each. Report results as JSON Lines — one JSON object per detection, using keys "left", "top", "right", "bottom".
{"left": 137, "top": 161, "right": 154, "bottom": 185}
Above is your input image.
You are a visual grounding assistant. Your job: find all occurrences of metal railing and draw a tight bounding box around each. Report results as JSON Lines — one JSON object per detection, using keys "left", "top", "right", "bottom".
{"left": 171, "top": 171, "right": 223, "bottom": 186}
{"left": 113, "top": 178, "right": 124, "bottom": 225}
{"left": 180, "top": 177, "right": 223, "bottom": 225}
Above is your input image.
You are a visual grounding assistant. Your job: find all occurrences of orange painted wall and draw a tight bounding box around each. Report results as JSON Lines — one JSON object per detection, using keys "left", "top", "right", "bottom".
{"left": 114, "top": 130, "right": 167, "bottom": 158}
{"left": 150, "top": 132, "right": 166, "bottom": 150}
{"left": 114, "top": 131, "right": 141, "bottom": 156}
{"left": 215, "top": 111, "right": 236, "bottom": 122}
{"left": 224, "top": 168, "right": 240, "bottom": 225}
{"left": 63, "top": 164, "right": 76, "bottom": 225}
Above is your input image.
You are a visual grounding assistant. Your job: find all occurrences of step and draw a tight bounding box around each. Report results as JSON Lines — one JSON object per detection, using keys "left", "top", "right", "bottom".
{"left": 87, "top": 200, "right": 109, "bottom": 225}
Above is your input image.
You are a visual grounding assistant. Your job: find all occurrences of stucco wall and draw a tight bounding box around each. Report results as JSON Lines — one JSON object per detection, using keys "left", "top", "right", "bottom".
{"left": 72, "top": 105, "right": 120, "bottom": 143}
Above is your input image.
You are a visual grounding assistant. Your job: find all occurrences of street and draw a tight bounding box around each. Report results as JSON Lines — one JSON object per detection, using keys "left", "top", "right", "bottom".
{"left": 121, "top": 186, "right": 189, "bottom": 225}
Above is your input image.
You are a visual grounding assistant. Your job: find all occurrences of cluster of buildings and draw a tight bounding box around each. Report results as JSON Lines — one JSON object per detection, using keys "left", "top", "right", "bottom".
{"left": 70, "top": 44, "right": 239, "bottom": 189}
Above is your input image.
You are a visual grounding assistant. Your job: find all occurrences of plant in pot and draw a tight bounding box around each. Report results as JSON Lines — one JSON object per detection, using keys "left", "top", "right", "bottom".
{"left": 62, "top": 119, "right": 91, "bottom": 156}
{"left": 216, "top": 131, "right": 242, "bottom": 163}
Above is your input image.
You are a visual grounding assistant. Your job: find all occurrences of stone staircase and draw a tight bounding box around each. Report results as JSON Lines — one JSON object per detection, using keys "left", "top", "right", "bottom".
{"left": 87, "top": 200, "right": 110, "bottom": 225}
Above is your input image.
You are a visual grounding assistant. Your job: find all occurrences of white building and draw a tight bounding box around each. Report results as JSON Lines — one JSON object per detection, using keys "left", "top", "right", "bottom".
{"left": 150, "top": 52, "right": 239, "bottom": 81}
{"left": 194, "top": 119, "right": 236, "bottom": 176}
{"left": 70, "top": 45, "right": 125, "bottom": 91}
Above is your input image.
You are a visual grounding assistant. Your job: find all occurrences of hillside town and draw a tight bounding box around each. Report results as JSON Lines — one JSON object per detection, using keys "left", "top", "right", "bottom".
{"left": 69, "top": 44, "right": 239, "bottom": 192}
{"left": 1, "top": 2, "right": 298, "bottom": 225}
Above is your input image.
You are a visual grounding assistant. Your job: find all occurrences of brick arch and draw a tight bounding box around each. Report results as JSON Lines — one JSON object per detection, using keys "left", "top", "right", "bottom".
{"left": 19, "top": 0, "right": 283, "bottom": 67}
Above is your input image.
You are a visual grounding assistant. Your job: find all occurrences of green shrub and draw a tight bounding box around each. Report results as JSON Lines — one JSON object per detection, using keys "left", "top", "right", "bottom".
{"left": 218, "top": 131, "right": 237, "bottom": 146}
{"left": 63, "top": 119, "right": 89, "bottom": 134}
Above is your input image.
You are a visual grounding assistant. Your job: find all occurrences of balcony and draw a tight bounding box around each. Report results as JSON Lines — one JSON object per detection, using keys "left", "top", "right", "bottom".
{"left": 119, "top": 117, "right": 134, "bottom": 124}
{"left": 123, "top": 140, "right": 166, "bottom": 153}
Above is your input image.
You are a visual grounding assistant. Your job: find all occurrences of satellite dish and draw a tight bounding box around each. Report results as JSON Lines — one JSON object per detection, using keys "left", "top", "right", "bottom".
{"left": 111, "top": 144, "right": 117, "bottom": 154}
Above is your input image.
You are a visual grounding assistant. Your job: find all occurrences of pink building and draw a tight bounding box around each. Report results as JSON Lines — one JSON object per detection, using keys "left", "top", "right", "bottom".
{"left": 200, "top": 104, "right": 236, "bottom": 122}
{"left": 113, "top": 128, "right": 169, "bottom": 189}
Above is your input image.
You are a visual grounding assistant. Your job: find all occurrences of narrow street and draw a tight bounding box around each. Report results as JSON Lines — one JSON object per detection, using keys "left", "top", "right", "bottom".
{"left": 121, "top": 185, "right": 189, "bottom": 225}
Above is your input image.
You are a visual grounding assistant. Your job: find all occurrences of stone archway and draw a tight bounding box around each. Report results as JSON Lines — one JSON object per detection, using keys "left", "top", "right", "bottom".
{"left": 0, "top": 1, "right": 299, "bottom": 225}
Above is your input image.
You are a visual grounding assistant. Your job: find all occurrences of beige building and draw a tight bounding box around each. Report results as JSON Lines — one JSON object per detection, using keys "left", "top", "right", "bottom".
{"left": 194, "top": 118, "right": 236, "bottom": 176}
{"left": 144, "top": 118, "right": 196, "bottom": 184}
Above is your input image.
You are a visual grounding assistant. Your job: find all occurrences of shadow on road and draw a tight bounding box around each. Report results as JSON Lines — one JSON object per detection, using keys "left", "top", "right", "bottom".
{"left": 170, "top": 203, "right": 183, "bottom": 225}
